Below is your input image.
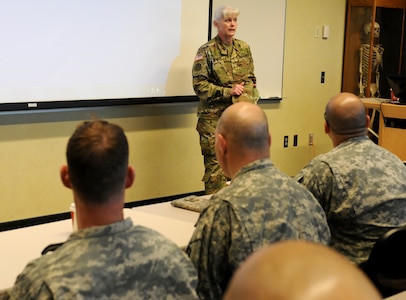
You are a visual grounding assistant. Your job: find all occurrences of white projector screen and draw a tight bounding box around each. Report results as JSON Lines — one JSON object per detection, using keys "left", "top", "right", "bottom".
{"left": 0, "top": 0, "right": 285, "bottom": 111}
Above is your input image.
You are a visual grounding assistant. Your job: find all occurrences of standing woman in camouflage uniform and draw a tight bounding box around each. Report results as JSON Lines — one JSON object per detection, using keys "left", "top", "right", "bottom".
{"left": 192, "top": 5, "right": 260, "bottom": 194}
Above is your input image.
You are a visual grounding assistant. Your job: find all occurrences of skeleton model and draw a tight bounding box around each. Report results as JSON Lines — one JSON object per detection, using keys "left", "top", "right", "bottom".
{"left": 359, "top": 22, "right": 384, "bottom": 98}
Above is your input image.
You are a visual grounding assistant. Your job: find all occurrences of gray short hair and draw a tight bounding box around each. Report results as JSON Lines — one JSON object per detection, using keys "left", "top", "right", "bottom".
{"left": 213, "top": 5, "right": 240, "bottom": 22}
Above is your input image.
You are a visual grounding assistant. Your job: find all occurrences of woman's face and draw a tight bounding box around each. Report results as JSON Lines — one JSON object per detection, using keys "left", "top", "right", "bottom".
{"left": 215, "top": 14, "right": 238, "bottom": 42}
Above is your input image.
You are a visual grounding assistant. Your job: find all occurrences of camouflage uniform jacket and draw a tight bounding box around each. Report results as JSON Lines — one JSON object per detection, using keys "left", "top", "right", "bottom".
{"left": 6, "top": 218, "right": 198, "bottom": 300}
{"left": 295, "top": 136, "right": 406, "bottom": 265}
{"left": 186, "top": 158, "right": 331, "bottom": 300}
{"left": 192, "top": 35, "right": 260, "bottom": 120}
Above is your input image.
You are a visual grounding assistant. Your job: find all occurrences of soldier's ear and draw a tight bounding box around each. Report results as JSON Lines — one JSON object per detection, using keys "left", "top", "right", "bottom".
{"left": 324, "top": 121, "right": 330, "bottom": 134}
{"left": 125, "top": 166, "right": 135, "bottom": 189}
{"left": 216, "top": 133, "right": 227, "bottom": 156}
{"left": 365, "top": 114, "right": 371, "bottom": 128}
{"left": 60, "top": 165, "right": 72, "bottom": 189}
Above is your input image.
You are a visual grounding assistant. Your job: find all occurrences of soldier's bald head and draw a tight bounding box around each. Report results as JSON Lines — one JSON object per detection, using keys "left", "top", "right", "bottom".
{"left": 215, "top": 102, "right": 270, "bottom": 179}
{"left": 224, "top": 240, "right": 381, "bottom": 300}
{"left": 324, "top": 92, "right": 368, "bottom": 136}
{"left": 217, "top": 102, "right": 270, "bottom": 151}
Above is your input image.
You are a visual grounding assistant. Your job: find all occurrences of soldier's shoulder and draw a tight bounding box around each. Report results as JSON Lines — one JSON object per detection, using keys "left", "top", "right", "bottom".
{"left": 131, "top": 224, "right": 170, "bottom": 241}
{"left": 233, "top": 38, "right": 251, "bottom": 49}
{"left": 197, "top": 195, "right": 233, "bottom": 219}
{"left": 198, "top": 39, "right": 218, "bottom": 52}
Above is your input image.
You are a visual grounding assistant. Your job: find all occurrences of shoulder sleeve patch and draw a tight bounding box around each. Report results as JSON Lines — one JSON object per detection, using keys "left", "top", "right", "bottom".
{"left": 194, "top": 63, "right": 202, "bottom": 71}
{"left": 194, "top": 53, "right": 203, "bottom": 61}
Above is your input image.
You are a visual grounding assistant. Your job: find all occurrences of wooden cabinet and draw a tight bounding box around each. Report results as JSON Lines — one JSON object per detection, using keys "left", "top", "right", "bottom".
{"left": 342, "top": 0, "right": 406, "bottom": 99}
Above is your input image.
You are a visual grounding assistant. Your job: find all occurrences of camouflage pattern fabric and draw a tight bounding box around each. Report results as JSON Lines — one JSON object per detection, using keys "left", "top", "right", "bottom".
{"left": 193, "top": 35, "right": 260, "bottom": 120}
{"left": 193, "top": 35, "right": 259, "bottom": 194}
{"left": 171, "top": 194, "right": 212, "bottom": 213}
{"left": 196, "top": 118, "right": 227, "bottom": 194}
{"left": 185, "top": 159, "right": 331, "bottom": 300}
{"left": 295, "top": 136, "right": 406, "bottom": 265}
{"left": 6, "top": 219, "right": 198, "bottom": 300}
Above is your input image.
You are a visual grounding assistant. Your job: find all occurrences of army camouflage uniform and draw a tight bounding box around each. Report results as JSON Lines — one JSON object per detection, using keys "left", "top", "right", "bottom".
{"left": 185, "top": 158, "right": 330, "bottom": 300}
{"left": 295, "top": 136, "right": 406, "bottom": 265}
{"left": 193, "top": 35, "right": 260, "bottom": 194}
{"left": 6, "top": 219, "right": 198, "bottom": 300}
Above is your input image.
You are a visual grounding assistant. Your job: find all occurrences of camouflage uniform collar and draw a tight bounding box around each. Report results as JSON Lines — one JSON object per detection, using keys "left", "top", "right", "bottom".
{"left": 233, "top": 158, "right": 274, "bottom": 181}
{"left": 338, "top": 135, "right": 370, "bottom": 147}
{"left": 214, "top": 34, "right": 233, "bottom": 45}
{"left": 214, "top": 35, "right": 240, "bottom": 54}
{"left": 68, "top": 218, "right": 134, "bottom": 240}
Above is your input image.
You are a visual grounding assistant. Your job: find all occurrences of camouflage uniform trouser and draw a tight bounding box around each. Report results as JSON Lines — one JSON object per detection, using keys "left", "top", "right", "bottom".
{"left": 196, "top": 117, "right": 227, "bottom": 194}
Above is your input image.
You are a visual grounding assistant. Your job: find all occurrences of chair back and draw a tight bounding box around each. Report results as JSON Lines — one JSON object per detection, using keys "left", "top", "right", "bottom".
{"left": 361, "top": 226, "right": 406, "bottom": 298}
{"left": 41, "top": 242, "right": 64, "bottom": 255}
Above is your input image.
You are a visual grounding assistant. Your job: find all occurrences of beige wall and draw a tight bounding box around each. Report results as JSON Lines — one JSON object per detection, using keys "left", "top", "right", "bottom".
{"left": 0, "top": 0, "right": 346, "bottom": 223}
{"left": 272, "top": 0, "right": 346, "bottom": 172}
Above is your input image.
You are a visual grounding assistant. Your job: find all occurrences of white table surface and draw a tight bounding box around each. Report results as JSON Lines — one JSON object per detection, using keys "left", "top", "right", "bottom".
{"left": 0, "top": 202, "right": 198, "bottom": 290}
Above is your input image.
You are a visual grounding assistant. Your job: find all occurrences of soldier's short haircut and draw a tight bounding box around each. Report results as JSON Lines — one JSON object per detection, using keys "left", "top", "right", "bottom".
{"left": 66, "top": 120, "right": 129, "bottom": 205}
{"left": 324, "top": 99, "right": 367, "bottom": 135}
{"left": 213, "top": 5, "right": 240, "bottom": 22}
{"left": 235, "top": 119, "right": 269, "bottom": 150}
{"left": 218, "top": 108, "right": 269, "bottom": 150}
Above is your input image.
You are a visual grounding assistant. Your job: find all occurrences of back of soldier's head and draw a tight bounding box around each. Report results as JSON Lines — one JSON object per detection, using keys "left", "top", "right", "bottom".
{"left": 217, "top": 102, "right": 270, "bottom": 152}
{"left": 67, "top": 120, "right": 129, "bottom": 204}
{"left": 324, "top": 92, "right": 368, "bottom": 136}
{"left": 223, "top": 240, "right": 381, "bottom": 300}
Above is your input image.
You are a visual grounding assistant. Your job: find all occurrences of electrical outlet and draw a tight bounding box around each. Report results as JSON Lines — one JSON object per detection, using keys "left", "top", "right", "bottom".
{"left": 293, "top": 134, "right": 298, "bottom": 147}
{"left": 321, "top": 71, "right": 325, "bottom": 83}
{"left": 284, "top": 136, "right": 288, "bottom": 148}
{"left": 309, "top": 133, "right": 314, "bottom": 145}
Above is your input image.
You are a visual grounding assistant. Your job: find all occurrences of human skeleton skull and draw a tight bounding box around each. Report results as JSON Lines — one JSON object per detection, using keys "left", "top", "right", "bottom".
{"left": 364, "top": 22, "right": 380, "bottom": 38}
